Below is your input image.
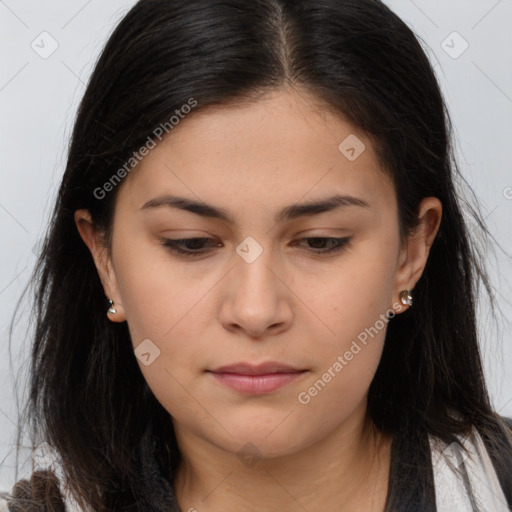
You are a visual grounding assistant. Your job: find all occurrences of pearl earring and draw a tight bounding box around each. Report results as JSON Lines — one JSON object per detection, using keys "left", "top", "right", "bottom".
{"left": 107, "top": 299, "right": 117, "bottom": 315}
{"left": 399, "top": 289, "right": 413, "bottom": 307}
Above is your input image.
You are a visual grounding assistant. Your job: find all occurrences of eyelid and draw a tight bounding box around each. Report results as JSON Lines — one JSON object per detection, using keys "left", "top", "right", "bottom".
{"left": 159, "top": 236, "right": 352, "bottom": 258}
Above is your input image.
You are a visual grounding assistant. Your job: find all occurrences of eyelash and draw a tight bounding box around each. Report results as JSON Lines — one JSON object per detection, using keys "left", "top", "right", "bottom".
{"left": 160, "top": 237, "right": 351, "bottom": 257}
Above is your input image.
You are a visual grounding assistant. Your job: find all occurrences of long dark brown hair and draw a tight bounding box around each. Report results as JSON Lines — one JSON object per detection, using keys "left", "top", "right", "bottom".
{"left": 2, "top": 0, "right": 512, "bottom": 510}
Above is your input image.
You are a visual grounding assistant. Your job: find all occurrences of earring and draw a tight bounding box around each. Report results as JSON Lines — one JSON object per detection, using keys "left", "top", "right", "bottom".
{"left": 399, "top": 289, "right": 413, "bottom": 307}
{"left": 107, "top": 299, "right": 117, "bottom": 315}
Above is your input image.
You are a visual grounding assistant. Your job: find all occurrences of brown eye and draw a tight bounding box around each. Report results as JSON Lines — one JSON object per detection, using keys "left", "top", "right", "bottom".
{"left": 160, "top": 237, "right": 221, "bottom": 257}
{"left": 293, "top": 237, "right": 351, "bottom": 254}
{"left": 160, "top": 236, "right": 351, "bottom": 258}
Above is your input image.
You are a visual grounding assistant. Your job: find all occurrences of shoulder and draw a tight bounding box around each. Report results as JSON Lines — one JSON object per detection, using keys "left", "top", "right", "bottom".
{"left": 429, "top": 418, "right": 511, "bottom": 512}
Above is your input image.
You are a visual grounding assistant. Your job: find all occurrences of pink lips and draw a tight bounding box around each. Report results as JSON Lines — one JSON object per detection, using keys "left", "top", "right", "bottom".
{"left": 207, "top": 362, "right": 307, "bottom": 394}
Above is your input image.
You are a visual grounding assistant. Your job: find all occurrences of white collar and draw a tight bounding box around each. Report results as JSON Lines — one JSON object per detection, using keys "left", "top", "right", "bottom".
{"left": 430, "top": 425, "right": 509, "bottom": 511}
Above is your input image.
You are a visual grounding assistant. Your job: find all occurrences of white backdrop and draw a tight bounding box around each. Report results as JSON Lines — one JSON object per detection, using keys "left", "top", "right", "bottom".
{"left": 1, "top": 0, "right": 511, "bottom": 492}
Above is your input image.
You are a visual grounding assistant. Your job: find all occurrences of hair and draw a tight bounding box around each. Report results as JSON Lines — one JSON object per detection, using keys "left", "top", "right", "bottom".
{"left": 2, "top": 0, "right": 512, "bottom": 510}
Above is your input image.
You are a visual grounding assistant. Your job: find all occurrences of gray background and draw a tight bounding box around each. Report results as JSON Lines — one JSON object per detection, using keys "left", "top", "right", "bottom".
{"left": 1, "top": 0, "right": 511, "bottom": 492}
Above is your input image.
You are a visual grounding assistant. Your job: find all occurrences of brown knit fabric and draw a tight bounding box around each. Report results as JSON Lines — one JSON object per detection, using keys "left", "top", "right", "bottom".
{"left": 8, "top": 468, "right": 66, "bottom": 512}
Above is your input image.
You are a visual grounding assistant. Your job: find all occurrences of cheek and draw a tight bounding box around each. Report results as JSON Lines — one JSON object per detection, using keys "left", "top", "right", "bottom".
{"left": 293, "top": 287, "right": 391, "bottom": 438}
{"left": 111, "top": 245, "right": 218, "bottom": 398}
{"left": 305, "top": 241, "right": 398, "bottom": 349}
{"left": 292, "top": 239, "right": 398, "bottom": 405}
{"left": 113, "top": 236, "right": 217, "bottom": 341}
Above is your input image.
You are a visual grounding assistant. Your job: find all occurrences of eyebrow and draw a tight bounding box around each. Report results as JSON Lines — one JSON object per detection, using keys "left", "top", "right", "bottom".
{"left": 140, "top": 193, "right": 370, "bottom": 224}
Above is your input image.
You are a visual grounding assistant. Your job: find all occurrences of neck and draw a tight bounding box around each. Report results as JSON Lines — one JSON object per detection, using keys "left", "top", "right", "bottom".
{"left": 173, "top": 402, "right": 392, "bottom": 512}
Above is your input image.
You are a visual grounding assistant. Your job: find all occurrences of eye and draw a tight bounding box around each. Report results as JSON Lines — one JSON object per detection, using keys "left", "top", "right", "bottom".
{"left": 291, "top": 237, "right": 351, "bottom": 254}
{"left": 160, "top": 236, "right": 351, "bottom": 258}
{"left": 160, "top": 237, "right": 221, "bottom": 257}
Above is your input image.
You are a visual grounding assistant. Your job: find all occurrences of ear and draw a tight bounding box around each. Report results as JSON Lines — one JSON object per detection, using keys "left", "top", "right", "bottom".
{"left": 393, "top": 197, "right": 442, "bottom": 312}
{"left": 74, "top": 209, "right": 126, "bottom": 322}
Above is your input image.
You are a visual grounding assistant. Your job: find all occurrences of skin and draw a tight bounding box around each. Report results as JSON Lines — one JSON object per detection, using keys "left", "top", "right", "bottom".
{"left": 75, "top": 86, "right": 442, "bottom": 512}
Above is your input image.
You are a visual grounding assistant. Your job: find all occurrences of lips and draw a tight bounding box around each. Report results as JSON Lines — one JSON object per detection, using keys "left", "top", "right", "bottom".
{"left": 208, "top": 361, "right": 304, "bottom": 375}
{"left": 207, "top": 362, "right": 307, "bottom": 394}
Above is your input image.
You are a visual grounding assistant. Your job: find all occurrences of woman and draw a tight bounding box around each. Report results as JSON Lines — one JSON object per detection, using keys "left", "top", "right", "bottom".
{"left": 1, "top": 0, "right": 511, "bottom": 510}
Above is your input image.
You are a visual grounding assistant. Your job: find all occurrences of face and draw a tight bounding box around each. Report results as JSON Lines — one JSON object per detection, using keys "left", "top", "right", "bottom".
{"left": 76, "top": 87, "right": 441, "bottom": 460}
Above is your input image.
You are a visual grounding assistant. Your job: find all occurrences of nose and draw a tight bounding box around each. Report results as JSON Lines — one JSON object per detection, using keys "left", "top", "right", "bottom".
{"left": 218, "top": 244, "right": 293, "bottom": 339}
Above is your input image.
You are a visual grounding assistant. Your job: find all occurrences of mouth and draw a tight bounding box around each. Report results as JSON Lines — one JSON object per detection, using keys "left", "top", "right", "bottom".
{"left": 206, "top": 361, "right": 307, "bottom": 394}
{"left": 209, "top": 361, "right": 305, "bottom": 375}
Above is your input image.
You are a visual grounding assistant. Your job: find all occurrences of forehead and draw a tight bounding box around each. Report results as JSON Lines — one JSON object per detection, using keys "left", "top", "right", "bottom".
{"left": 115, "top": 87, "right": 395, "bottom": 221}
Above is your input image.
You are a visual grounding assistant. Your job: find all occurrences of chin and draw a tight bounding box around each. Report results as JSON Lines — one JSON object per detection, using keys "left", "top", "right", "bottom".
{"left": 208, "top": 420, "right": 316, "bottom": 461}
